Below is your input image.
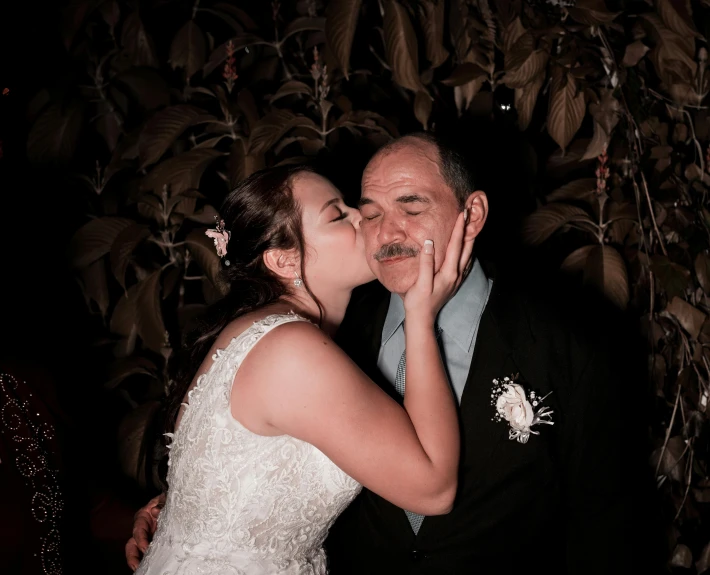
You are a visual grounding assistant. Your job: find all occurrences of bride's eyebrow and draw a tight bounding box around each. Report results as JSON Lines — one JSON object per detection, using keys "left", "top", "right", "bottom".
{"left": 319, "top": 198, "right": 340, "bottom": 213}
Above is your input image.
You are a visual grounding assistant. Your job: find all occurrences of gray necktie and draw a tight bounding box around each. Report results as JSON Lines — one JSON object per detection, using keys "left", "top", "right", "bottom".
{"left": 394, "top": 327, "right": 442, "bottom": 535}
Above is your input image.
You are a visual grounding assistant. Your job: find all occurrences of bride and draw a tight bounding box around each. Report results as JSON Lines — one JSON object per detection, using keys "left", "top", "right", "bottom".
{"left": 133, "top": 164, "right": 473, "bottom": 574}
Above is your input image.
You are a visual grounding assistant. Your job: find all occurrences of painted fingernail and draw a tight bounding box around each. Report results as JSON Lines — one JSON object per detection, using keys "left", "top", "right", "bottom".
{"left": 423, "top": 239, "right": 433, "bottom": 254}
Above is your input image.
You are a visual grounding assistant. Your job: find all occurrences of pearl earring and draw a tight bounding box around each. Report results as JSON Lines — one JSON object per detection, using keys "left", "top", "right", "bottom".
{"left": 293, "top": 272, "right": 303, "bottom": 287}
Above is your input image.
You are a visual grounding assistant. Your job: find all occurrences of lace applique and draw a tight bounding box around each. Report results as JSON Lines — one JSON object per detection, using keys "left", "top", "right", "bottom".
{"left": 137, "top": 314, "right": 361, "bottom": 575}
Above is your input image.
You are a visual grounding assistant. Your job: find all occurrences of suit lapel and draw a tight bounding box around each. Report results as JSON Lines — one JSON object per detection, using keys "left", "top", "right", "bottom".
{"left": 340, "top": 269, "right": 542, "bottom": 544}
{"left": 416, "top": 264, "right": 537, "bottom": 542}
{"left": 457, "top": 261, "right": 537, "bottom": 467}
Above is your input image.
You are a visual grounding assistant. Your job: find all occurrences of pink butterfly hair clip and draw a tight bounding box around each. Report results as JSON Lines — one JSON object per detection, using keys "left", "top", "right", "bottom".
{"left": 205, "top": 216, "right": 231, "bottom": 265}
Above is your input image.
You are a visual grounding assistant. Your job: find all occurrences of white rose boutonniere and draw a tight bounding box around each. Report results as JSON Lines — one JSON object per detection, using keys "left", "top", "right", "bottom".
{"left": 491, "top": 375, "right": 554, "bottom": 444}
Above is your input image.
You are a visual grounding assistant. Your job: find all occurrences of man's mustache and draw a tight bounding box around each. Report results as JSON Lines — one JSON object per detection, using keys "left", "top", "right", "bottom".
{"left": 373, "top": 243, "right": 419, "bottom": 261}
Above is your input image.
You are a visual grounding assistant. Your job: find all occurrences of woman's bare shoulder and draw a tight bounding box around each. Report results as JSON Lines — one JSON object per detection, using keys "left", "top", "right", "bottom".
{"left": 239, "top": 318, "right": 350, "bottom": 383}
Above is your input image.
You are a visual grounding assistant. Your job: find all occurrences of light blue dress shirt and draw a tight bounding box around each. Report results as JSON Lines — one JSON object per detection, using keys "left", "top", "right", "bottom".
{"left": 376, "top": 259, "right": 493, "bottom": 403}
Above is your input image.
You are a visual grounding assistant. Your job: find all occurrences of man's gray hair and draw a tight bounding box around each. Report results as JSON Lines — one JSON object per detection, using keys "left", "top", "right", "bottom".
{"left": 367, "top": 132, "right": 477, "bottom": 208}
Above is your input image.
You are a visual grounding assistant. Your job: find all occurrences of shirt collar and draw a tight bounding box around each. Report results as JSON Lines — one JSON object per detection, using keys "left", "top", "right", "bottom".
{"left": 380, "top": 259, "right": 491, "bottom": 352}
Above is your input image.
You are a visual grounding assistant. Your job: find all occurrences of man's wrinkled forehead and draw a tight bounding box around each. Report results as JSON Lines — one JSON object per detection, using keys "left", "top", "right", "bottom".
{"left": 360, "top": 143, "right": 443, "bottom": 200}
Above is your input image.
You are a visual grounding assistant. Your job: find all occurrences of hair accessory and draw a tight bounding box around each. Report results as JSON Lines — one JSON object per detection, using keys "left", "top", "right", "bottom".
{"left": 205, "top": 216, "right": 231, "bottom": 261}
{"left": 293, "top": 272, "right": 303, "bottom": 288}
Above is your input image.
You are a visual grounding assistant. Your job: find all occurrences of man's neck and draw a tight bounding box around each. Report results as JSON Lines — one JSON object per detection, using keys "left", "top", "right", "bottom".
{"left": 394, "top": 260, "right": 475, "bottom": 302}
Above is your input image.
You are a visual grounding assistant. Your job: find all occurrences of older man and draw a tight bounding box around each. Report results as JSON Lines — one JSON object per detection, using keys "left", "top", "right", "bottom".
{"left": 127, "top": 133, "right": 658, "bottom": 574}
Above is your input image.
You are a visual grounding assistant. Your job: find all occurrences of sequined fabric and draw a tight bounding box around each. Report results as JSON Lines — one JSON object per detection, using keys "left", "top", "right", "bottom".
{"left": 136, "top": 314, "right": 361, "bottom": 575}
{"left": 0, "top": 372, "right": 63, "bottom": 575}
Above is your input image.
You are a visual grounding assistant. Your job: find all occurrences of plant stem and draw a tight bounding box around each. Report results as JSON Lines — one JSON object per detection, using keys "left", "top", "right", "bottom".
{"left": 674, "top": 444, "right": 694, "bottom": 522}
{"left": 655, "top": 380, "right": 682, "bottom": 479}
{"left": 637, "top": 173, "right": 668, "bottom": 257}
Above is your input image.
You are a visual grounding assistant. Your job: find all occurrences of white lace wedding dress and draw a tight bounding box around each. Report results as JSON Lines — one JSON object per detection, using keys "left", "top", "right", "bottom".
{"left": 136, "top": 313, "right": 362, "bottom": 575}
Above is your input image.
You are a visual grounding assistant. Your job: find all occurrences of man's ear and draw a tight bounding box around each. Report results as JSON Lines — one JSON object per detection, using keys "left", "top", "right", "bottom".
{"left": 464, "top": 191, "right": 488, "bottom": 241}
{"left": 263, "top": 248, "right": 300, "bottom": 281}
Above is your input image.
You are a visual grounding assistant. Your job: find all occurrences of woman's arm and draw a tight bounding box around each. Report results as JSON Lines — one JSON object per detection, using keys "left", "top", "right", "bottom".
{"left": 237, "top": 213, "right": 471, "bottom": 515}
{"left": 238, "top": 321, "right": 455, "bottom": 515}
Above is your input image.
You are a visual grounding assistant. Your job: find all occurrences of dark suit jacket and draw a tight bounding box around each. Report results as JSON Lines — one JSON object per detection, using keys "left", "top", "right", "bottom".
{"left": 326, "top": 265, "right": 661, "bottom": 575}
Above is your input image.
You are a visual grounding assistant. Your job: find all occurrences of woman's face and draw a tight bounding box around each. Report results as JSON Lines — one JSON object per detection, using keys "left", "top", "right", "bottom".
{"left": 292, "top": 172, "right": 375, "bottom": 291}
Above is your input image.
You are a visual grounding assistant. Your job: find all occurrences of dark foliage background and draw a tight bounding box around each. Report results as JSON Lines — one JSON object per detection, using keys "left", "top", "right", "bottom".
{"left": 2, "top": 0, "right": 710, "bottom": 572}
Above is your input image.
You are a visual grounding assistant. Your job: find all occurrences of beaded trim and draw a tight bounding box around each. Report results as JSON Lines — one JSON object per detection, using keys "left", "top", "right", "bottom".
{"left": 0, "top": 372, "right": 63, "bottom": 574}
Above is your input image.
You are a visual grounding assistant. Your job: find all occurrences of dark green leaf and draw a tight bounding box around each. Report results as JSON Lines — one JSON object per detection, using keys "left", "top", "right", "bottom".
{"left": 137, "top": 193, "right": 163, "bottom": 222}
{"left": 237, "top": 89, "right": 260, "bottom": 132}
{"left": 547, "top": 69, "right": 585, "bottom": 154}
{"left": 162, "top": 267, "right": 182, "bottom": 300}
{"left": 110, "top": 223, "right": 151, "bottom": 290}
{"left": 695, "top": 253, "right": 710, "bottom": 293}
{"left": 79, "top": 258, "right": 110, "bottom": 317}
{"left": 545, "top": 138, "right": 594, "bottom": 178}
{"left": 383, "top": 0, "right": 422, "bottom": 92}
{"left": 61, "top": 0, "right": 95, "bottom": 50}
{"left": 666, "top": 296, "right": 706, "bottom": 339}
{"left": 419, "top": 0, "right": 449, "bottom": 69}
{"left": 113, "top": 68, "right": 171, "bottom": 110}
{"left": 651, "top": 435, "right": 685, "bottom": 482}
{"left": 503, "top": 50, "right": 548, "bottom": 89}
{"left": 441, "top": 63, "right": 487, "bottom": 87}
{"left": 325, "top": 0, "right": 362, "bottom": 80}
{"left": 121, "top": 12, "right": 158, "bottom": 67}
{"left": 651, "top": 254, "right": 691, "bottom": 300}
{"left": 117, "top": 400, "right": 161, "bottom": 487}
{"left": 567, "top": 0, "right": 621, "bottom": 25}
{"left": 414, "top": 91, "right": 432, "bottom": 130}
{"left": 270, "top": 81, "right": 314, "bottom": 103}
{"left": 169, "top": 20, "right": 207, "bottom": 78}
{"left": 282, "top": 17, "right": 326, "bottom": 40}
{"left": 522, "top": 204, "right": 592, "bottom": 246}
{"left": 547, "top": 179, "right": 597, "bottom": 203}
{"left": 583, "top": 245, "right": 629, "bottom": 309}
{"left": 203, "top": 34, "right": 269, "bottom": 77}
{"left": 248, "top": 110, "right": 319, "bottom": 154}
{"left": 561, "top": 245, "right": 594, "bottom": 272}
{"left": 142, "top": 148, "right": 224, "bottom": 195}
{"left": 212, "top": 3, "right": 258, "bottom": 30}
{"left": 69, "top": 217, "right": 134, "bottom": 269}
{"left": 139, "top": 105, "right": 212, "bottom": 169}
{"left": 135, "top": 270, "right": 166, "bottom": 352}
{"left": 105, "top": 356, "right": 157, "bottom": 389}
{"left": 111, "top": 283, "right": 139, "bottom": 337}
{"left": 27, "top": 101, "right": 83, "bottom": 164}
{"left": 188, "top": 204, "right": 220, "bottom": 225}
{"left": 514, "top": 73, "right": 544, "bottom": 131}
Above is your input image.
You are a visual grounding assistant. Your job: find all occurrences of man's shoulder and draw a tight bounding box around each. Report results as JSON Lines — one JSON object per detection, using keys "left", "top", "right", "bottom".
{"left": 489, "top": 267, "right": 629, "bottom": 352}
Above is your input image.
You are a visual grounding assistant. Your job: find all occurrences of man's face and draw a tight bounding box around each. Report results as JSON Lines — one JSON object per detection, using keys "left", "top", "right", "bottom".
{"left": 359, "top": 142, "right": 462, "bottom": 295}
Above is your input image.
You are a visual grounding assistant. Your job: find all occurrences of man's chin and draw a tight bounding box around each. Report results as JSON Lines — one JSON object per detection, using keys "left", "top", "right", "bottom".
{"left": 374, "top": 267, "right": 417, "bottom": 295}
